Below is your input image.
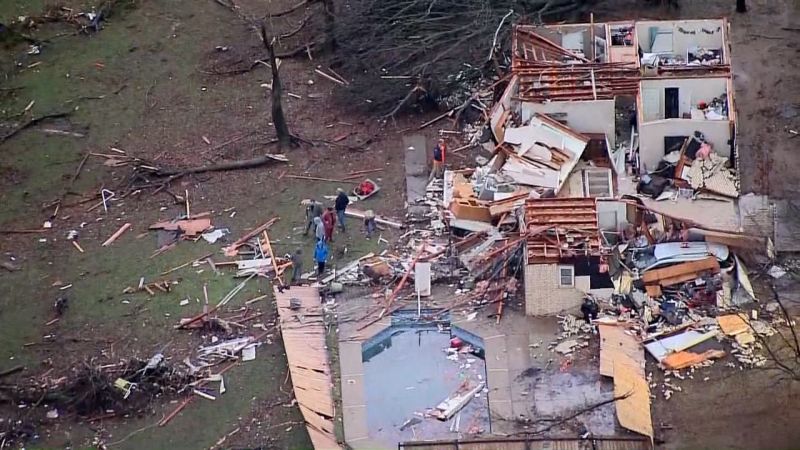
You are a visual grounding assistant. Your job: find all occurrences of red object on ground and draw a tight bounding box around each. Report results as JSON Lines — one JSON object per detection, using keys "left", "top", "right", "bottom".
{"left": 450, "top": 337, "right": 464, "bottom": 348}
{"left": 358, "top": 180, "right": 375, "bottom": 195}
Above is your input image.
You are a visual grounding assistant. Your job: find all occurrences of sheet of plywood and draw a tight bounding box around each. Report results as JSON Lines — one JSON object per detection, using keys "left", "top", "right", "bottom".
{"left": 718, "top": 313, "right": 749, "bottom": 336}
{"left": 599, "top": 324, "right": 645, "bottom": 378}
{"left": 613, "top": 358, "right": 653, "bottom": 438}
{"left": 275, "top": 286, "right": 341, "bottom": 450}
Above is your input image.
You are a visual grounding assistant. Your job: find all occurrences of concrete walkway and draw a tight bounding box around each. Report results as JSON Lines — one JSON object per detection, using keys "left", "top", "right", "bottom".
{"left": 403, "top": 134, "right": 428, "bottom": 205}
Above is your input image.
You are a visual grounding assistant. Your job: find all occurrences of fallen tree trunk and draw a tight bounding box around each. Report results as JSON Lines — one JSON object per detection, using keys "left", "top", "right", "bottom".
{"left": 154, "top": 154, "right": 288, "bottom": 176}
{"left": 0, "top": 111, "right": 73, "bottom": 145}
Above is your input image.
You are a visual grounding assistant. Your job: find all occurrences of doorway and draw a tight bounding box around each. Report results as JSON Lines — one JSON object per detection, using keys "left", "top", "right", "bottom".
{"left": 664, "top": 87, "right": 680, "bottom": 119}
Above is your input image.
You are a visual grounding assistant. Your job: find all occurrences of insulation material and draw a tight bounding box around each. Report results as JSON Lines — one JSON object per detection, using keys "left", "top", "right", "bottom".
{"left": 686, "top": 153, "right": 739, "bottom": 197}
{"left": 274, "top": 286, "right": 341, "bottom": 450}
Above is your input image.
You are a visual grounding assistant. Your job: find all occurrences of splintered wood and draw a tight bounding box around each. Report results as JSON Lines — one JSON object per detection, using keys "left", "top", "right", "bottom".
{"left": 274, "top": 286, "right": 340, "bottom": 450}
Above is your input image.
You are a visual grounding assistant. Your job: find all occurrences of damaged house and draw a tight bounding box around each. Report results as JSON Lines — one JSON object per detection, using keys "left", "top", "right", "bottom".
{"left": 455, "top": 18, "right": 756, "bottom": 317}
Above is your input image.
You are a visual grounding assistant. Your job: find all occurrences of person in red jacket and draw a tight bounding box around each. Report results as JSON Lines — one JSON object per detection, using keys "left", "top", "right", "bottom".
{"left": 321, "top": 207, "right": 336, "bottom": 242}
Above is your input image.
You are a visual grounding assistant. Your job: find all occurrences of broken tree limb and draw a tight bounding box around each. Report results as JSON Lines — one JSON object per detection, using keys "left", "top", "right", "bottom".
{"left": 0, "top": 228, "right": 48, "bottom": 234}
{"left": 0, "top": 110, "right": 73, "bottom": 145}
{"left": 0, "top": 365, "right": 24, "bottom": 378}
{"left": 51, "top": 151, "right": 92, "bottom": 218}
{"left": 154, "top": 154, "right": 288, "bottom": 177}
{"left": 347, "top": 168, "right": 383, "bottom": 176}
{"left": 487, "top": 9, "right": 514, "bottom": 63}
{"left": 418, "top": 110, "right": 452, "bottom": 130}
{"left": 265, "top": 0, "right": 312, "bottom": 17}
{"left": 315, "top": 68, "right": 346, "bottom": 86}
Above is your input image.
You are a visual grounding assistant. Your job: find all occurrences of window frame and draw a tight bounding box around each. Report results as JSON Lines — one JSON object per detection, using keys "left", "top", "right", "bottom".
{"left": 558, "top": 265, "right": 575, "bottom": 288}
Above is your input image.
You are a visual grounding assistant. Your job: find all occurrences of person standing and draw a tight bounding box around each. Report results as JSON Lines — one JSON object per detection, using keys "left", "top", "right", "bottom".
{"left": 304, "top": 199, "right": 323, "bottom": 236}
{"left": 314, "top": 239, "right": 329, "bottom": 277}
{"left": 429, "top": 138, "right": 447, "bottom": 181}
{"left": 363, "top": 209, "right": 376, "bottom": 239}
{"left": 334, "top": 188, "right": 349, "bottom": 232}
{"left": 289, "top": 248, "right": 303, "bottom": 284}
{"left": 322, "top": 207, "right": 336, "bottom": 242}
{"left": 313, "top": 216, "right": 325, "bottom": 242}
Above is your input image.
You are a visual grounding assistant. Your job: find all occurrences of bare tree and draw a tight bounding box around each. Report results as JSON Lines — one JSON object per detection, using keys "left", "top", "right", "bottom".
{"left": 258, "top": 22, "right": 292, "bottom": 149}
{"left": 754, "top": 283, "right": 800, "bottom": 381}
{"left": 330, "top": 0, "right": 592, "bottom": 115}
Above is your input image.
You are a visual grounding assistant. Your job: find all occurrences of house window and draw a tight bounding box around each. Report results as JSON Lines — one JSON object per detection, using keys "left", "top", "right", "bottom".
{"left": 582, "top": 168, "right": 613, "bottom": 198}
{"left": 559, "top": 265, "right": 574, "bottom": 287}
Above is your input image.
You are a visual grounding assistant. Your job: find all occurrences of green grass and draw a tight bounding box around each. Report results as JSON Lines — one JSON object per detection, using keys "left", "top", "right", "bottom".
{"left": 0, "top": 0, "right": 393, "bottom": 446}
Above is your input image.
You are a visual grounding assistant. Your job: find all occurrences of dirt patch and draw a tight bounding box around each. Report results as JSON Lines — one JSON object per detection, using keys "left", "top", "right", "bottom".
{"left": 0, "top": 164, "right": 25, "bottom": 186}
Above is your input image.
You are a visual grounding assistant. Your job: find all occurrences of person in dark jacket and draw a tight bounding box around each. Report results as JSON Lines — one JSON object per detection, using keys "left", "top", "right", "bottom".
{"left": 289, "top": 248, "right": 303, "bottom": 283}
{"left": 304, "top": 199, "right": 323, "bottom": 236}
{"left": 581, "top": 296, "right": 599, "bottom": 324}
{"left": 428, "top": 138, "right": 447, "bottom": 181}
{"left": 334, "top": 188, "right": 350, "bottom": 232}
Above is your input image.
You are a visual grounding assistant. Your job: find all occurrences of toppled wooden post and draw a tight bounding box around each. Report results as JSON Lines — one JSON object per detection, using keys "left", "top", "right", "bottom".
{"left": 101, "top": 223, "right": 131, "bottom": 246}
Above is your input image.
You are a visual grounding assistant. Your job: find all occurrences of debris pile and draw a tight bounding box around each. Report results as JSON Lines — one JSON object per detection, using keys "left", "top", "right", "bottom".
{"left": 639, "top": 132, "right": 739, "bottom": 200}
{"left": 1, "top": 356, "right": 197, "bottom": 419}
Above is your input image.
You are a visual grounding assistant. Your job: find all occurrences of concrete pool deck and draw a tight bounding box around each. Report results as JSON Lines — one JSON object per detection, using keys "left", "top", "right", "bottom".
{"left": 334, "top": 289, "right": 634, "bottom": 448}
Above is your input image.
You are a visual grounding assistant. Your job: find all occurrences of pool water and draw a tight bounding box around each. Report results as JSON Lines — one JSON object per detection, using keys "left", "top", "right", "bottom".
{"left": 361, "top": 326, "right": 489, "bottom": 445}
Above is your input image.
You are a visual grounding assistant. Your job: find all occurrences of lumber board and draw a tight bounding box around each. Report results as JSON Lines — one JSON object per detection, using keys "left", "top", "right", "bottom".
{"left": 641, "top": 257, "right": 719, "bottom": 285}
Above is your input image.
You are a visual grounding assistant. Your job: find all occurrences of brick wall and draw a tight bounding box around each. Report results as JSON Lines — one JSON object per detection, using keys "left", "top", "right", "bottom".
{"left": 524, "top": 263, "right": 589, "bottom": 316}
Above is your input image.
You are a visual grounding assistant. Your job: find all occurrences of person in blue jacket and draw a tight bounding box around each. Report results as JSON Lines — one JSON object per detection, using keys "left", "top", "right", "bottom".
{"left": 314, "top": 240, "right": 329, "bottom": 277}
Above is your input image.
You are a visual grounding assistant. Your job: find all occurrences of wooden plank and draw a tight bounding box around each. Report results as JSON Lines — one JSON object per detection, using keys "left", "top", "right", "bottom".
{"left": 299, "top": 404, "right": 336, "bottom": 434}
{"left": 641, "top": 257, "right": 719, "bottom": 285}
{"left": 101, "top": 223, "right": 131, "bottom": 246}
{"left": 645, "top": 284, "right": 662, "bottom": 297}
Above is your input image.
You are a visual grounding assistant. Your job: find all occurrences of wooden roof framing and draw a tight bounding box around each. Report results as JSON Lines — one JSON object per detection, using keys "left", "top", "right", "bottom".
{"left": 511, "top": 24, "right": 639, "bottom": 102}
{"left": 524, "top": 197, "right": 601, "bottom": 263}
{"left": 511, "top": 22, "right": 732, "bottom": 102}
